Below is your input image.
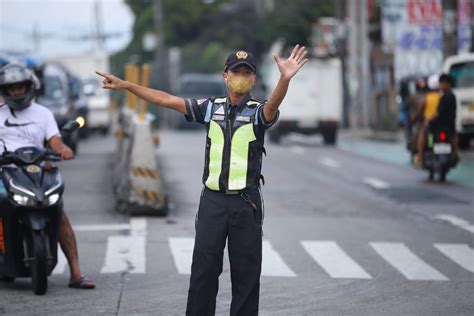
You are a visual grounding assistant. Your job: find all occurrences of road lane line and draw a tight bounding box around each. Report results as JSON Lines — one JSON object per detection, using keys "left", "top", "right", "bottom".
{"left": 318, "top": 157, "right": 340, "bottom": 168}
{"left": 168, "top": 238, "right": 296, "bottom": 277}
{"left": 52, "top": 249, "right": 68, "bottom": 274}
{"left": 363, "top": 177, "right": 390, "bottom": 189}
{"left": 434, "top": 214, "right": 474, "bottom": 234}
{"left": 370, "top": 242, "right": 448, "bottom": 280}
{"left": 262, "top": 240, "right": 296, "bottom": 277}
{"left": 169, "top": 237, "right": 194, "bottom": 275}
{"left": 74, "top": 224, "right": 131, "bottom": 232}
{"left": 301, "top": 241, "right": 371, "bottom": 279}
{"left": 434, "top": 243, "right": 474, "bottom": 273}
{"left": 290, "top": 146, "right": 305, "bottom": 155}
{"left": 101, "top": 235, "right": 146, "bottom": 273}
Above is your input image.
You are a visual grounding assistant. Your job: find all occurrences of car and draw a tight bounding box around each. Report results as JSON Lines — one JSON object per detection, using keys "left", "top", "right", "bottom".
{"left": 174, "top": 73, "right": 227, "bottom": 128}
{"left": 35, "top": 63, "right": 80, "bottom": 152}
{"left": 68, "top": 75, "right": 89, "bottom": 138}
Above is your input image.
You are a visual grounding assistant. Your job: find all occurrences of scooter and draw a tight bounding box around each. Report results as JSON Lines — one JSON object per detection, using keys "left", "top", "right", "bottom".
{"left": 0, "top": 119, "right": 81, "bottom": 295}
{"left": 421, "top": 129, "right": 458, "bottom": 182}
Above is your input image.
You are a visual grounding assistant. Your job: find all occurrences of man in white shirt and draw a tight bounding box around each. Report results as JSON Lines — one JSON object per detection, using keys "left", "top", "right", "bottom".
{"left": 0, "top": 64, "right": 94, "bottom": 289}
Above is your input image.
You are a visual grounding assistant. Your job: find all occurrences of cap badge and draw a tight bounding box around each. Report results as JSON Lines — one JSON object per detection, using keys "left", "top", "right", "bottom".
{"left": 236, "top": 51, "right": 248, "bottom": 60}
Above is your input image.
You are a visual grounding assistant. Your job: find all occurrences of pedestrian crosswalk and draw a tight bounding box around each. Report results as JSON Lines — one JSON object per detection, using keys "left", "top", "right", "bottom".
{"left": 301, "top": 241, "right": 371, "bottom": 279}
{"left": 54, "top": 234, "right": 473, "bottom": 282}
{"left": 370, "top": 242, "right": 448, "bottom": 281}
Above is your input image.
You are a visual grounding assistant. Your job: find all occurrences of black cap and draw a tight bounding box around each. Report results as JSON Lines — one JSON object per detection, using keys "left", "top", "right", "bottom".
{"left": 439, "top": 73, "right": 454, "bottom": 85}
{"left": 224, "top": 51, "right": 256, "bottom": 73}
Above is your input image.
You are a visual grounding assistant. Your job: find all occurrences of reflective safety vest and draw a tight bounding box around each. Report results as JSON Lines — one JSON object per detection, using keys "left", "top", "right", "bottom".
{"left": 203, "top": 97, "right": 265, "bottom": 191}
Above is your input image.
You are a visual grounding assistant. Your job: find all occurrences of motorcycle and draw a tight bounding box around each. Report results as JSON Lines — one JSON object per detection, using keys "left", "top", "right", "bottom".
{"left": 0, "top": 119, "right": 81, "bottom": 295}
{"left": 421, "top": 129, "right": 458, "bottom": 182}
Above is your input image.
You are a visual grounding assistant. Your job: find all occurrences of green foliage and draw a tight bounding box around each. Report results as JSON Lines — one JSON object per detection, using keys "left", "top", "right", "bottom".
{"left": 111, "top": 0, "right": 335, "bottom": 76}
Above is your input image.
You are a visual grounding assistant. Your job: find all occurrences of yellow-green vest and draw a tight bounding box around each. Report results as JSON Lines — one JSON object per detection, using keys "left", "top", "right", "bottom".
{"left": 203, "top": 97, "right": 265, "bottom": 191}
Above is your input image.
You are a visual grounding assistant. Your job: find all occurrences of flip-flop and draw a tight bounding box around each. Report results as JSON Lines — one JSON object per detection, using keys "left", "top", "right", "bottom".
{"left": 68, "top": 275, "right": 95, "bottom": 289}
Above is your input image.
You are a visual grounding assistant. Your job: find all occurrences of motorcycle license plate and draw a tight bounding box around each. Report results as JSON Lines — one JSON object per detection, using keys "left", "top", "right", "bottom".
{"left": 433, "top": 143, "right": 452, "bottom": 154}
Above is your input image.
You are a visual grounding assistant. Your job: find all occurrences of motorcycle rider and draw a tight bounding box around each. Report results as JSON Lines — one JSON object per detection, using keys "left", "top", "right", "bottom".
{"left": 415, "top": 73, "right": 458, "bottom": 167}
{"left": 0, "top": 64, "right": 95, "bottom": 289}
{"left": 410, "top": 74, "right": 441, "bottom": 161}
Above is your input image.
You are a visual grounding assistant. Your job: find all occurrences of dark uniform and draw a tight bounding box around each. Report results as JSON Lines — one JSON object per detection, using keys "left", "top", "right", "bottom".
{"left": 430, "top": 89, "right": 456, "bottom": 135}
{"left": 184, "top": 93, "right": 278, "bottom": 315}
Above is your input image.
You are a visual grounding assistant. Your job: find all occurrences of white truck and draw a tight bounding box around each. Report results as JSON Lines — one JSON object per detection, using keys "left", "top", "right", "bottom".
{"left": 48, "top": 53, "right": 112, "bottom": 133}
{"left": 442, "top": 53, "right": 474, "bottom": 149}
{"left": 264, "top": 57, "right": 342, "bottom": 144}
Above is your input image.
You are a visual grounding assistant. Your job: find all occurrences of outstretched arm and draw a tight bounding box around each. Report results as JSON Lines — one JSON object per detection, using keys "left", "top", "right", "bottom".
{"left": 95, "top": 71, "right": 187, "bottom": 114}
{"left": 263, "top": 44, "right": 308, "bottom": 122}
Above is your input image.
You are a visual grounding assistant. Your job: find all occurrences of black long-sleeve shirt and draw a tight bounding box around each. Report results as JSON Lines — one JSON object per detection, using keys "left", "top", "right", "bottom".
{"left": 431, "top": 90, "right": 456, "bottom": 134}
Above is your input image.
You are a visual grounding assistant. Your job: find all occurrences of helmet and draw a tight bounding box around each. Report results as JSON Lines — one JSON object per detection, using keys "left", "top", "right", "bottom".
{"left": 0, "top": 64, "right": 40, "bottom": 111}
{"left": 427, "top": 74, "right": 439, "bottom": 90}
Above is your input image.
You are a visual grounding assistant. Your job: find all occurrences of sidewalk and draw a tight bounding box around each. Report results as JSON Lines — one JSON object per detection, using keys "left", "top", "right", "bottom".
{"left": 339, "top": 128, "right": 405, "bottom": 143}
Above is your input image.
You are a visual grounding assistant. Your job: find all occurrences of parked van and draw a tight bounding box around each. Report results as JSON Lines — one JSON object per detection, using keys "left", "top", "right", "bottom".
{"left": 442, "top": 53, "right": 474, "bottom": 149}
{"left": 82, "top": 78, "right": 111, "bottom": 134}
{"left": 263, "top": 57, "right": 343, "bottom": 144}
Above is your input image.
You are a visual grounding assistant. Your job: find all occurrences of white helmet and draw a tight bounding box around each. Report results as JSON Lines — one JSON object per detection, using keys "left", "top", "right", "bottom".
{"left": 427, "top": 74, "right": 439, "bottom": 90}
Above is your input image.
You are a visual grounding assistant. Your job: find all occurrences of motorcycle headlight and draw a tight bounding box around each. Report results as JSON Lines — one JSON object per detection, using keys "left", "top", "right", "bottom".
{"left": 47, "top": 193, "right": 60, "bottom": 205}
{"left": 13, "top": 194, "right": 30, "bottom": 206}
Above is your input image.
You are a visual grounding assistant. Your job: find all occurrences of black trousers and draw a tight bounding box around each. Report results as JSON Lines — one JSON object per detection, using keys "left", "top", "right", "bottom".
{"left": 186, "top": 186, "right": 263, "bottom": 316}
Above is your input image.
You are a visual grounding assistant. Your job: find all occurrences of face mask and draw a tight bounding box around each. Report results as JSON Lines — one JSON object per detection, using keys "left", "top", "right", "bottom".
{"left": 226, "top": 75, "right": 254, "bottom": 94}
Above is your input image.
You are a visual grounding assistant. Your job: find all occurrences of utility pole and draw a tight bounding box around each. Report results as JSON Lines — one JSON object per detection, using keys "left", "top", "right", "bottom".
{"left": 152, "top": 0, "right": 171, "bottom": 126}
{"left": 94, "top": 0, "right": 105, "bottom": 51}
{"left": 335, "top": 0, "right": 349, "bottom": 128}
{"left": 32, "top": 23, "right": 41, "bottom": 52}
{"left": 348, "top": 0, "right": 370, "bottom": 128}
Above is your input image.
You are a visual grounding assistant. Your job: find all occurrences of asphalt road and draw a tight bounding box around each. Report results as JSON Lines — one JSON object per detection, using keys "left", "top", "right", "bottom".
{"left": 0, "top": 129, "right": 473, "bottom": 315}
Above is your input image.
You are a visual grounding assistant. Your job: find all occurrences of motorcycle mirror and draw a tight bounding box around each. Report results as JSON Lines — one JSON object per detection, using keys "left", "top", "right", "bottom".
{"left": 61, "top": 120, "right": 80, "bottom": 134}
{"left": 61, "top": 117, "right": 85, "bottom": 134}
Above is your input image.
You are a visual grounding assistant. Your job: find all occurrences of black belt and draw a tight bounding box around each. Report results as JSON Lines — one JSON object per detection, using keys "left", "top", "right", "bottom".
{"left": 203, "top": 185, "right": 257, "bottom": 195}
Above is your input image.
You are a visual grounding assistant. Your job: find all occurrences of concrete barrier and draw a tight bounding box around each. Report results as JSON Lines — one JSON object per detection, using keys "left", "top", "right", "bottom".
{"left": 113, "top": 64, "right": 167, "bottom": 216}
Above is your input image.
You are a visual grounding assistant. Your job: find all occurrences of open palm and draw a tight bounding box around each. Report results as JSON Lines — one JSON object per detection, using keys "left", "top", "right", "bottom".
{"left": 273, "top": 44, "right": 308, "bottom": 80}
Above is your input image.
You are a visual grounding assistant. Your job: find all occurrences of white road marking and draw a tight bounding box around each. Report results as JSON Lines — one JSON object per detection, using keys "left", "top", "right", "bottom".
{"left": 73, "top": 224, "right": 131, "bottom": 232}
{"left": 434, "top": 214, "right": 474, "bottom": 234}
{"left": 130, "top": 217, "right": 147, "bottom": 236}
{"left": 290, "top": 146, "right": 305, "bottom": 155}
{"left": 301, "top": 241, "right": 371, "bottom": 279}
{"left": 363, "top": 177, "right": 391, "bottom": 189}
{"left": 370, "top": 242, "right": 448, "bottom": 280}
{"left": 434, "top": 243, "right": 474, "bottom": 273}
{"left": 168, "top": 238, "right": 296, "bottom": 277}
{"left": 318, "top": 157, "right": 340, "bottom": 168}
{"left": 52, "top": 249, "right": 68, "bottom": 275}
{"left": 100, "top": 235, "right": 146, "bottom": 273}
{"left": 100, "top": 218, "right": 147, "bottom": 273}
{"left": 262, "top": 240, "right": 296, "bottom": 277}
{"left": 169, "top": 237, "right": 194, "bottom": 275}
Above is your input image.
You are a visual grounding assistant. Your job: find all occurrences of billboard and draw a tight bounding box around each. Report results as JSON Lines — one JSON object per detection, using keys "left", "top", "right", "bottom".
{"left": 457, "top": 0, "right": 472, "bottom": 53}
{"left": 382, "top": 0, "right": 443, "bottom": 81}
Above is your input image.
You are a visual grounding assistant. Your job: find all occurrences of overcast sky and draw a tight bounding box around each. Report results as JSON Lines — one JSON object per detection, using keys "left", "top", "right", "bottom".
{"left": 0, "top": 0, "right": 134, "bottom": 56}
